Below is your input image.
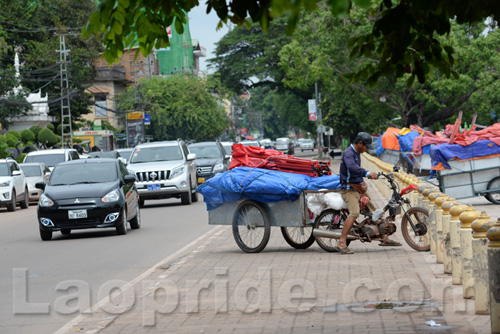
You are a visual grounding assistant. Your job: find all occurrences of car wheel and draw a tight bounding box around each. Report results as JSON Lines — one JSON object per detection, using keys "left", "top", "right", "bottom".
{"left": 20, "top": 188, "right": 29, "bottom": 209}
{"left": 139, "top": 197, "right": 145, "bottom": 208}
{"left": 130, "top": 206, "right": 141, "bottom": 229}
{"left": 191, "top": 179, "right": 198, "bottom": 203}
{"left": 61, "top": 229, "right": 71, "bottom": 235}
{"left": 116, "top": 208, "right": 128, "bottom": 235}
{"left": 7, "top": 190, "right": 16, "bottom": 212}
{"left": 40, "top": 229, "right": 52, "bottom": 241}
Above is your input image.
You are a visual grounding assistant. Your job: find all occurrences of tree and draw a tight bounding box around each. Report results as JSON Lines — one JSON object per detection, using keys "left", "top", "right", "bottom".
{"left": 83, "top": 0, "right": 500, "bottom": 86}
{"left": 117, "top": 75, "right": 228, "bottom": 141}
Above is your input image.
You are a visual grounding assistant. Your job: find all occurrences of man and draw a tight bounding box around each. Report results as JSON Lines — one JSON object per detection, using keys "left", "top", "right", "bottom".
{"left": 337, "top": 132, "right": 401, "bottom": 254}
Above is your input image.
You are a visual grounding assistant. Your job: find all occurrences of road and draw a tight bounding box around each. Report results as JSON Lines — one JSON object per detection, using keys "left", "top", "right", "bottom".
{"left": 0, "top": 197, "right": 213, "bottom": 334}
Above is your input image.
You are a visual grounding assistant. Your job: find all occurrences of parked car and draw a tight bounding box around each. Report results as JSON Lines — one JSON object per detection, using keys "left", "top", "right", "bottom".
{"left": 127, "top": 140, "right": 198, "bottom": 206}
{"left": 275, "top": 137, "right": 290, "bottom": 153}
{"left": 36, "top": 158, "right": 140, "bottom": 241}
{"left": 0, "top": 158, "right": 29, "bottom": 211}
{"left": 300, "top": 139, "right": 315, "bottom": 152}
{"left": 221, "top": 142, "right": 234, "bottom": 156}
{"left": 24, "top": 149, "right": 80, "bottom": 171}
{"left": 240, "top": 140, "right": 260, "bottom": 147}
{"left": 188, "top": 141, "right": 230, "bottom": 184}
{"left": 116, "top": 148, "right": 134, "bottom": 164}
{"left": 87, "top": 151, "right": 127, "bottom": 165}
{"left": 19, "top": 162, "right": 50, "bottom": 202}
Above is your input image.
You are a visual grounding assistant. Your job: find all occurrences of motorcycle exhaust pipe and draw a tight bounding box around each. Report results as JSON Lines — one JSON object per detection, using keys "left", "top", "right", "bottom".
{"left": 312, "top": 229, "right": 357, "bottom": 240}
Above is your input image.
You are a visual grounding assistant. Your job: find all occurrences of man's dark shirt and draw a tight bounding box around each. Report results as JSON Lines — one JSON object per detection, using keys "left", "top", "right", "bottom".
{"left": 339, "top": 144, "right": 369, "bottom": 190}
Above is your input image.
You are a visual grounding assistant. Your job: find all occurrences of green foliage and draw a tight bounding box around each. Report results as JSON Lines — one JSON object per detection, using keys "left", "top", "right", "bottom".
{"left": 20, "top": 129, "right": 35, "bottom": 144}
{"left": 46, "top": 124, "right": 55, "bottom": 131}
{"left": 38, "top": 128, "right": 55, "bottom": 144}
{"left": 15, "top": 153, "right": 26, "bottom": 164}
{"left": 5, "top": 134, "right": 18, "bottom": 147}
{"left": 6, "top": 130, "right": 20, "bottom": 140}
{"left": 117, "top": 75, "right": 228, "bottom": 141}
{"left": 0, "top": 137, "right": 8, "bottom": 158}
{"left": 29, "top": 126, "right": 42, "bottom": 140}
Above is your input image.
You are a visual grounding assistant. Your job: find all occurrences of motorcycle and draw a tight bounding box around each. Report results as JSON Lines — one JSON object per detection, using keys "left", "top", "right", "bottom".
{"left": 312, "top": 166, "right": 430, "bottom": 252}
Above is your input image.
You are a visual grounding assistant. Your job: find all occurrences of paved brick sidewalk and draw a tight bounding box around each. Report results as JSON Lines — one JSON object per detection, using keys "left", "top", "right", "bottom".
{"left": 56, "top": 157, "right": 491, "bottom": 334}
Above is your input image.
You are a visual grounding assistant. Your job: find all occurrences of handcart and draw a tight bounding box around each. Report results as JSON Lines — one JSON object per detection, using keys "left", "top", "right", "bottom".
{"left": 436, "top": 156, "right": 500, "bottom": 204}
{"left": 208, "top": 191, "right": 328, "bottom": 253}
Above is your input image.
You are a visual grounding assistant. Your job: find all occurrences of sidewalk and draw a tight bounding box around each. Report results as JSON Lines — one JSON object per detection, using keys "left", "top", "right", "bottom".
{"left": 57, "top": 157, "right": 491, "bottom": 334}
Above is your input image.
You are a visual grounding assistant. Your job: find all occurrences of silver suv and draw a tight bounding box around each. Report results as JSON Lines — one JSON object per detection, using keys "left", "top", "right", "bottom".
{"left": 127, "top": 140, "right": 198, "bottom": 206}
{"left": 0, "top": 158, "right": 29, "bottom": 211}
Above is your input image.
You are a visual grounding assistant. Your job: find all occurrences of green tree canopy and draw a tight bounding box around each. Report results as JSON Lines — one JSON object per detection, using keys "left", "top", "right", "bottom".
{"left": 117, "top": 75, "right": 228, "bottom": 141}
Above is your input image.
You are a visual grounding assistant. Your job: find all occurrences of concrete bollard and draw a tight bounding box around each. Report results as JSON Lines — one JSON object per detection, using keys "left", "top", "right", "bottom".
{"left": 471, "top": 212, "right": 495, "bottom": 315}
{"left": 450, "top": 204, "right": 468, "bottom": 285}
{"left": 434, "top": 195, "right": 449, "bottom": 264}
{"left": 486, "top": 218, "right": 500, "bottom": 333}
{"left": 441, "top": 199, "right": 456, "bottom": 274}
{"left": 428, "top": 191, "right": 441, "bottom": 255}
{"left": 459, "top": 205, "right": 480, "bottom": 299}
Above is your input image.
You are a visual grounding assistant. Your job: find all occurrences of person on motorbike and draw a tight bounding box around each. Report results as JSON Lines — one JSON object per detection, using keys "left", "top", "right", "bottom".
{"left": 337, "top": 132, "right": 401, "bottom": 254}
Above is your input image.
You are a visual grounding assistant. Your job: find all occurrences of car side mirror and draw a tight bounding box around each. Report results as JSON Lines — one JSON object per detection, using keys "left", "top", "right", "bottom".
{"left": 124, "top": 174, "right": 136, "bottom": 184}
{"left": 187, "top": 153, "right": 196, "bottom": 161}
{"left": 118, "top": 157, "right": 127, "bottom": 165}
{"left": 35, "top": 181, "right": 45, "bottom": 190}
{"left": 224, "top": 154, "right": 231, "bottom": 160}
{"left": 12, "top": 170, "right": 22, "bottom": 176}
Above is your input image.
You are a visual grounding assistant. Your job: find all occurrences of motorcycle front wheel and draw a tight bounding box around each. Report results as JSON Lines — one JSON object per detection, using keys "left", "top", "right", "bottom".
{"left": 401, "top": 207, "right": 430, "bottom": 251}
{"left": 313, "top": 209, "right": 349, "bottom": 252}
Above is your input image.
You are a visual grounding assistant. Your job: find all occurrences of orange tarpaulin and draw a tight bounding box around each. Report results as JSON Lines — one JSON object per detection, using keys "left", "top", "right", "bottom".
{"left": 380, "top": 127, "right": 401, "bottom": 151}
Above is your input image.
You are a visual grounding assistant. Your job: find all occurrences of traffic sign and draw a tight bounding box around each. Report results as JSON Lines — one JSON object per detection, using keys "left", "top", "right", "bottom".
{"left": 317, "top": 125, "right": 326, "bottom": 133}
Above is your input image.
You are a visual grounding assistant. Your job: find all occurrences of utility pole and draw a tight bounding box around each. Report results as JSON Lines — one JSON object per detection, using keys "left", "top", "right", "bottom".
{"left": 315, "top": 82, "right": 323, "bottom": 158}
{"left": 56, "top": 34, "right": 74, "bottom": 148}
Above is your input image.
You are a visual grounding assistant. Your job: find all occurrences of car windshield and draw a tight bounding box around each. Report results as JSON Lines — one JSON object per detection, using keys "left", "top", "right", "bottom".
{"left": 88, "top": 151, "right": 117, "bottom": 159}
{"left": 49, "top": 162, "right": 117, "bottom": 185}
{"left": 130, "top": 146, "right": 183, "bottom": 163}
{"left": 20, "top": 166, "right": 41, "bottom": 177}
{"left": 117, "top": 149, "right": 133, "bottom": 162}
{"left": 0, "top": 163, "right": 8, "bottom": 176}
{"left": 25, "top": 153, "right": 65, "bottom": 168}
{"left": 303, "top": 140, "right": 314, "bottom": 144}
{"left": 276, "top": 139, "right": 289, "bottom": 145}
{"left": 189, "top": 146, "right": 221, "bottom": 159}
{"left": 222, "top": 144, "right": 232, "bottom": 155}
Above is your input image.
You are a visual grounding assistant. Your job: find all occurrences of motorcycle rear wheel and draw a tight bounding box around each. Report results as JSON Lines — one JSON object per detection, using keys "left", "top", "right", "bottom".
{"left": 313, "top": 209, "right": 349, "bottom": 252}
{"left": 401, "top": 207, "right": 430, "bottom": 251}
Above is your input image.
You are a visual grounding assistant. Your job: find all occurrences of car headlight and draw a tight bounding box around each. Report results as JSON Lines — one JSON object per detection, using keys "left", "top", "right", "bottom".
{"left": 169, "top": 166, "right": 185, "bottom": 179}
{"left": 102, "top": 189, "right": 120, "bottom": 203}
{"left": 39, "top": 194, "right": 54, "bottom": 207}
{"left": 213, "top": 163, "right": 224, "bottom": 173}
{"left": 0, "top": 180, "right": 10, "bottom": 187}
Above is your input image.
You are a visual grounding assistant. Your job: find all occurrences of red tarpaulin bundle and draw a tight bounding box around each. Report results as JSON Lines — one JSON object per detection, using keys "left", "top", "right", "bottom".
{"left": 229, "top": 143, "right": 331, "bottom": 177}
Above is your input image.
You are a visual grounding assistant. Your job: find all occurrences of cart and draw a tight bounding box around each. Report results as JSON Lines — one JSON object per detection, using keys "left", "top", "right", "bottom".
{"left": 436, "top": 155, "right": 500, "bottom": 204}
{"left": 208, "top": 191, "right": 323, "bottom": 253}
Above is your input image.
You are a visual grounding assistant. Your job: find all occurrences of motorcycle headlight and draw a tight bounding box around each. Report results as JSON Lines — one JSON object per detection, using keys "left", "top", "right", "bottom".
{"left": 169, "top": 166, "right": 185, "bottom": 179}
{"left": 0, "top": 180, "right": 10, "bottom": 187}
{"left": 102, "top": 189, "right": 120, "bottom": 203}
{"left": 213, "top": 163, "right": 224, "bottom": 173}
{"left": 39, "top": 193, "right": 54, "bottom": 207}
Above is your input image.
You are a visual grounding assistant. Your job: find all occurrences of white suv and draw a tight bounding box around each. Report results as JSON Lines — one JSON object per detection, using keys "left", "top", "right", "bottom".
{"left": 23, "top": 149, "right": 80, "bottom": 171}
{"left": 127, "top": 140, "right": 198, "bottom": 206}
{"left": 0, "top": 158, "right": 29, "bottom": 211}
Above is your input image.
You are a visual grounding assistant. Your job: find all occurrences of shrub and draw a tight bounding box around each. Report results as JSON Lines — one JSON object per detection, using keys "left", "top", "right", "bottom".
{"left": 29, "top": 126, "right": 42, "bottom": 139}
{"left": 15, "top": 153, "right": 27, "bottom": 164}
{"left": 6, "top": 130, "right": 21, "bottom": 140}
{"left": 6, "top": 134, "right": 17, "bottom": 147}
{"left": 46, "top": 123, "right": 55, "bottom": 131}
{"left": 20, "top": 129, "right": 35, "bottom": 144}
{"left": 38, "top": 128, "right": 54, "bottom": 144}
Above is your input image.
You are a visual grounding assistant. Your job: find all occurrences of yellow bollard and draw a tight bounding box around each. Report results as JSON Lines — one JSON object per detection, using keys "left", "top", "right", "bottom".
{"left": 428, "top": 191, "right": 441, "bottom": 255}
{"left": 434, "top": 195, "right": 449, "bottom": 264}
{"left": 441, "top": 199, "right": 456, "bottom": 274}
{"left": 471, "top": 212, "right": 495, "bottom": 315}
{"left": 486, "top": 218, "right": 500, "bottom": 333}
{"left": 450, "top": 204, "right": 468, "bottom": 285}
{"left": 459, "top": 205, "right": 480, "bottom": 299}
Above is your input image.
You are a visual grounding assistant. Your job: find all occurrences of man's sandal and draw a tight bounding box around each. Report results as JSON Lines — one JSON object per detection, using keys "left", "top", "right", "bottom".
{"left": 379, "top": 240, "right": 402, "bottom": 247}
{"left": 334, "top": 245, "right": 354, "bottom": 254}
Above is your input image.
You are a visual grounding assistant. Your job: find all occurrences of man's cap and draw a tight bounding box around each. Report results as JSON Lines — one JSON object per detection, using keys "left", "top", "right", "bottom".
{"left": 354, "top": 132, "right": 374, "bottom": 149}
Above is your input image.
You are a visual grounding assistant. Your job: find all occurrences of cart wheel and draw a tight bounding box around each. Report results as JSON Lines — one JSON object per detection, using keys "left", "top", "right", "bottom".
{"left": 232, "top": 200, "right": 271, "bottom": 253}
{"left": 401, "top": 207, "right": 430, "bottom": 251}
{"left": 280, "top": 226, "right": 315, "bottom": 249}
{"left": 313, "top": 209, "right": 348, "bottom": 252}
{"left": 485, "top": 176, "right": 500, "bottom": 204}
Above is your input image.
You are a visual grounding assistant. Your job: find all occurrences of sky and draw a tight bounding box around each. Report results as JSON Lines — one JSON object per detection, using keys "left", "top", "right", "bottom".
{"left": 187, "top": 5, "right": 230, "bottom": 73}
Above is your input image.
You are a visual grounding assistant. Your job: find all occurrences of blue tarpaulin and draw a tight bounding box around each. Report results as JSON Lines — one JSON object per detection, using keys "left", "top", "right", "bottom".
{"left": 196, "top": 167, "right": 342, "bottom": 210}
{"left": 430, "top": 140, "right": 500, "bottom": 169}
{"left": 398, "top": 131, "right": 420, "bottom": 152}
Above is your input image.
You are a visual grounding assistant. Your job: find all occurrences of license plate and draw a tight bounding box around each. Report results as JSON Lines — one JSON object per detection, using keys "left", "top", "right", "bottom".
{"left": 69, "top": 209, "right": 87, "bottom": 219}
{"left": 197, "top": 177, "right": 205, "bottom": 184}
{"left": 147, "top": 184, "right": 161, "bottom": 191}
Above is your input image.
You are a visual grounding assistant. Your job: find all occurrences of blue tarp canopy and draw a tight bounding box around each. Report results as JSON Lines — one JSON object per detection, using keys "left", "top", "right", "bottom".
{"left": 196, "top": 167, "right": 341, "bottom": 210}
{"left": 430, "top": 140, "right": 500, "bottom": 169}
{"left": 398, "top": 131, "right": 420, "bottom": 152}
